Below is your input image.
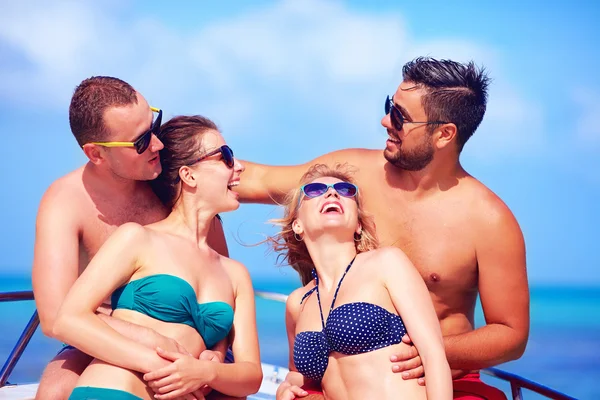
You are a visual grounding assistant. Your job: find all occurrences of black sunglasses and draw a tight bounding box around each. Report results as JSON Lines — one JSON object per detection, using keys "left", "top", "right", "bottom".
{"left": 132, "top": 108, "right": 163, "bottom": 154}
{"left": 300, "top": 182, "right": 358, "bottom": 199}
{"left": 191, "top": 145, "right": 235, "bottom": 168}
{"left": 385, "top": 96, "right": 448, "bottom": 131}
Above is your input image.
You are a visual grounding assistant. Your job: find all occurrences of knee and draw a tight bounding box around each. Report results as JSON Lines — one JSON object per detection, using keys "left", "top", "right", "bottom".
{"left": 35, "top": 351, "right": 91, "bottom": 400}
{"left": 35, "top": 378, "right": 77, "bottom": 400}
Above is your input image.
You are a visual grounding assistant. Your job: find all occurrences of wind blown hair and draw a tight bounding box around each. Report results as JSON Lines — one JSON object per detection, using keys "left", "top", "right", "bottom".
{"left": 402, "top": 57, "right": 490, "bottom": 151}
{"left": 268, "top": 163, "right": 379, "bottom": 285}
{"left": 69, "top": 76, "right": 138, "bottom": 146}
{"left": 150, "top": 115, "right": 218, "bottom": 207}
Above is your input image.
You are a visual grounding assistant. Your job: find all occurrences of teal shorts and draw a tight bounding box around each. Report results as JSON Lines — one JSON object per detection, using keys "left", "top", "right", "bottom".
{"left": 69, "top": 387, "right": 142, "bottom": 400}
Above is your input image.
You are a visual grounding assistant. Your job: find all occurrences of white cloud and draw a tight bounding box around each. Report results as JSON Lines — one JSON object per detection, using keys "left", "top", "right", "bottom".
{"left": 0, "top": 0, "right": 544, "bottom": 158}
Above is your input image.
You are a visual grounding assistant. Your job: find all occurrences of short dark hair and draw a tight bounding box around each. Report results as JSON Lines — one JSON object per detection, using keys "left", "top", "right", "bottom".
{"left": 150, "top": 115, "right": 219, "bottom": 207}
{"left": 69, "top": 76, "right": 138, "bottom": 146}
{"left": 402, "top": 57, "right": 490, "bottom": 151}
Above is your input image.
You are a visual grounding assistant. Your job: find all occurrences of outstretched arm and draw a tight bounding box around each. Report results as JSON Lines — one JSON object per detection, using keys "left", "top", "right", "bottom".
{"left": 236, "top": 149, "right": 367, "bottom": 204}
{"left": 444, "top": 201, "right": 529, "bottom": 370}
{"left": 381, "top": 248, "right": 452, "bottom": 400}
{"left": 52, "top": 223, "right": 171, "bottom": 373}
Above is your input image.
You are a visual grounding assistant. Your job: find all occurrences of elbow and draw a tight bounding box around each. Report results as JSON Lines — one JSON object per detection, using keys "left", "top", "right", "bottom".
{"left": 51, "top": 313, "right": 71, "bottom": 343}
{"left": 249, "top": 364, "right": 263, "bottom": 394}
{"left": 508, "top": 335, "right": 528, "bottom": 361}
{"left": 39, "top": 317, "right": 55, "bottom": 338}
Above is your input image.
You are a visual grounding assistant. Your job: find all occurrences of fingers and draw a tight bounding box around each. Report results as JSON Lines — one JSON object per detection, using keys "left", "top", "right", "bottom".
{"left": 391, "top": 355, "right": 422, "bottom": 374}
{"left": 398, "top": 365, "right": 424, "bottom": 380}
{"left": 289, "top": 385, "right": 309, "bottom": 397}
{"left": 144, "top": 365, "right": 176, "bottom": 382}
{"left": 147, "top": 375, "right": 179, "bottom": 391}
{"left": 401, "top": 333, "right": 412, "bottom": 344}
{"left": 157, "top": 382, "right": 183, "bottom": 395}
{"left": 418, "top": 377, "right": 426, "bottom": 386}
{"left": 390, "top": 345, "right": 418, "bottom": 363}
{"left": 157, "top": 346, "right": 183, "bottom": 361}
{"left": 154, "top": 386, "right": 188, "bottom": 400}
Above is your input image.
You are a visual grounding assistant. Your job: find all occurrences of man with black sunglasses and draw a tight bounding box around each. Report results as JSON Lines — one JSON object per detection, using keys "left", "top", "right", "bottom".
{"left": 31, "top": 76, "right": 229, "bottom": 400}
{"left": 237, "top": 57, "right": 528, "bottom": 399}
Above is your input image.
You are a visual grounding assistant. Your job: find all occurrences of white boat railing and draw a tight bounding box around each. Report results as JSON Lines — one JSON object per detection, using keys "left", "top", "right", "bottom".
{"left": 1, "top": 290, "right": 577, "bottom": 400}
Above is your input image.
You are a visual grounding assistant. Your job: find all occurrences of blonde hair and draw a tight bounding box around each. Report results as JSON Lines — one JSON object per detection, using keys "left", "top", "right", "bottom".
{"left": 268, "top": 163, "right": 379, "bottom": 285}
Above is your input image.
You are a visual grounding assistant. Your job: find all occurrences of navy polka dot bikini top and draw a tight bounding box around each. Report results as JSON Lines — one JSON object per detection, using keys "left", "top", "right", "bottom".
{"left": 293, "top": 256, "right": 407, "bottom": 381}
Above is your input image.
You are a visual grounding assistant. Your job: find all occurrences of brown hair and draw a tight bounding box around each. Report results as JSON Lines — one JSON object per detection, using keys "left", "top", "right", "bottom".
{"left": 268, "top": 163, "right": 379, "bottom": 285}
{"left": 69, "top": 76, "right": 138, "bottom": 146}
{"left": 150, "top": 115, "right": 219, "bottom": 207}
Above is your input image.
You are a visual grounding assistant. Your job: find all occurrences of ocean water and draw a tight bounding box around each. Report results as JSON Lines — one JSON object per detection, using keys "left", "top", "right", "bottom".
{"left": 1, "top": 275, "right": 599, "bottom": 399}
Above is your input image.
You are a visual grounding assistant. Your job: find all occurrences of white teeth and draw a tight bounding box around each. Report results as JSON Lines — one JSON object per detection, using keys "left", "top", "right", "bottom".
{"left": 227, "top": 181, "right": 239, "bottom": 189}
{"left": 321, "top": 203, "right": 342, "bottom": 213}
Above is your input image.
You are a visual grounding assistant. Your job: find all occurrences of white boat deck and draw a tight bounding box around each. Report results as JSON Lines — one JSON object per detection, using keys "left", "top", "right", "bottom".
{"left": 0, "top": 363, "right": 289, "bottom": 400}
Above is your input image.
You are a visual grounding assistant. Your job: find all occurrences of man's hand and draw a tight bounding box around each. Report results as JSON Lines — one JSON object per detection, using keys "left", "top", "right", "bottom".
{"left": 390, "top": 334, "right": 425, "bottom": 385}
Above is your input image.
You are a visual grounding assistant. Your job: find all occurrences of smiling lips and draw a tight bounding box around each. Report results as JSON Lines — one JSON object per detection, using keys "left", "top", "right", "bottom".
{"left": 387, "top": 131, "right": 401, "bottom": 144}
{"left": 227, "top": 180, "right": 239, "bottom": 190}
{"left": 321, "top": 201, "right": 343, "bottom": 214}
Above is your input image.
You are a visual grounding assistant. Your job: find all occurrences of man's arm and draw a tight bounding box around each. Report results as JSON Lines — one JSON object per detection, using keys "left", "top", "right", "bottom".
{"left": 32, "top": 182, "right": 81, "bottom": 336}
{"left": 32, "top": 181, "right": 188, "bottom": 353}
{"left": 444, "top": 197, "right": 529, "bottom": 370}
{"left": 237, "top": 149, "right": 368, "bottom": 204}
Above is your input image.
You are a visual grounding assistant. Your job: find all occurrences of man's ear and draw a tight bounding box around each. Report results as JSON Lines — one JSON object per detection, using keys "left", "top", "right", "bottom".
{"left": 82, "top": 144, "right": 104, "bottom": 165}
{"left": 435, "top": 123, "right": 458, "bottom": 150}
{"left": 179, "top": 166, "right": 197, "bottom": 188}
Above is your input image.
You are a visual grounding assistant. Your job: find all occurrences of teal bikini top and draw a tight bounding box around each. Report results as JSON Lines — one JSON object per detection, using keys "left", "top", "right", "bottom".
{"left": 111, "top": 274, "right": 234, "bottom": 348}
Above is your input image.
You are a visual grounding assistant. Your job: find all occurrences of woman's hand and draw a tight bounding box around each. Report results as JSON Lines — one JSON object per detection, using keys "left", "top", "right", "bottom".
{"left": 276, "top": 381, "right": 308, "bottom": 400}
{"left": 143, "top": 347, "right": 216, "bottom": 400}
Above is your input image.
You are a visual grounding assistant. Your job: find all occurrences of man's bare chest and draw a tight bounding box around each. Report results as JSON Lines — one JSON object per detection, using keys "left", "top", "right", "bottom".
{"left": 78, "top": 202, "right": 167, "bottom": 267}
{"left": 364, "top": 194, "right": 477, "bottom": 289}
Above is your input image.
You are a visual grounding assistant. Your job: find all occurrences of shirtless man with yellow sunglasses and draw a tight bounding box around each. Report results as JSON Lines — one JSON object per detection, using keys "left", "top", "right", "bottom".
{"left": 31, "top": 76, "right": 228, "bottom": 400}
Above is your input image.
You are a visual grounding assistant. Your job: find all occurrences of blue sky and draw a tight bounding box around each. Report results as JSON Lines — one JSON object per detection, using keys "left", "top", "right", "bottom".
{"left": 0, "top": 0, "right": 598, "bottom": 286}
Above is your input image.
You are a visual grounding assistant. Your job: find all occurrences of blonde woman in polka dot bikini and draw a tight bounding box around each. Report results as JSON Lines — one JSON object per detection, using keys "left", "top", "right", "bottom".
{"left": 270, "top": 164, "right": 452, "bottom": 400}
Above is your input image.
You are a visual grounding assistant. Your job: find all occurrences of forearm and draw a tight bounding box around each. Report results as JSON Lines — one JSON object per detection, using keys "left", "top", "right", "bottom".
{"left": 53, "top": 312, "right": 167, "bottom": 373}
{"left": 422, "top": 350, "right": 453, "bottom": 400}
{"left": 444, "top": 324, "right": 527, "bottom": 370}
{"left": 208, "top": 361, "right": 262, "bottom": 397}
{"left": 96, "top": 313, "right": 169, "bottom": 350}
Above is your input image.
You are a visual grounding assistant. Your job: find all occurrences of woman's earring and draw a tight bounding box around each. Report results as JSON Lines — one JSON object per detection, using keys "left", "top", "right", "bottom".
{"left": 294, "top": 232, "right": 304, "bottom": 242}
{"left": 354, "top": 231, "right": 362, "bottom": 242}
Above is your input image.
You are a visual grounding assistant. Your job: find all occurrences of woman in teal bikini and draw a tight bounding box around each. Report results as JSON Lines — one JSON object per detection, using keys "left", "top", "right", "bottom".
{"left": 53, "top": 115, "right": 262, "bottom": 400}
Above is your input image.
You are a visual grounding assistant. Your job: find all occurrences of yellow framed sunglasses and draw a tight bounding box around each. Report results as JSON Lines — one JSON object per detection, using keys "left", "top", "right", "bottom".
{"left": 88, "top": 107, "right": 163, "bottom": 154}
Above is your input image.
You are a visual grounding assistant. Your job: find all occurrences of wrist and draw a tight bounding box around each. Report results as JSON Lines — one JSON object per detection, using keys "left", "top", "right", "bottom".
{"left": 204, "top": 360, "right": 218, "bottom": 386}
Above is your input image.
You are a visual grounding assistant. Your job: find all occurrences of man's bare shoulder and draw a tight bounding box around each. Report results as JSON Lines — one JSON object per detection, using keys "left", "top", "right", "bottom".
{"left": 41, "top": 166, "right": 86, "bottom": 203}
{"left": 37, "top": 166, "right": 87, "bottom": 222}
{"left": 463, "top": 175, "right": 521, "bottom": 229}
